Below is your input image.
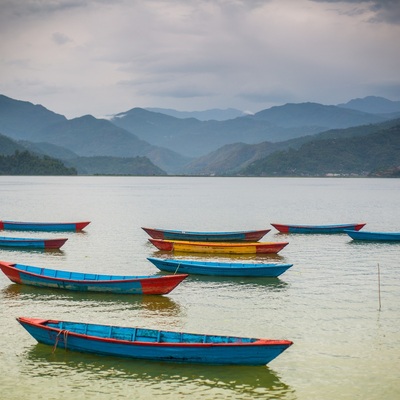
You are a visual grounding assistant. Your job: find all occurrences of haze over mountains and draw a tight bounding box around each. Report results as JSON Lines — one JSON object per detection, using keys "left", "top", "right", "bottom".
{"left": 0, "top": 94, "right": 399, "bottom": 176}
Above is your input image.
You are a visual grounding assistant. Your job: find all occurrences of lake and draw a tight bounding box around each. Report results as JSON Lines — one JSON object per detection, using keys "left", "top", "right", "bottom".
{"left": 0, "top": 176, "right": 399, "bottom": 400}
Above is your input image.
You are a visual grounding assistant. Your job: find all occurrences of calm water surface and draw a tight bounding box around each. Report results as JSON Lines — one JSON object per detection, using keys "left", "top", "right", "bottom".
{"left": 0, "top": 176, "right": 399, "bottom": 400}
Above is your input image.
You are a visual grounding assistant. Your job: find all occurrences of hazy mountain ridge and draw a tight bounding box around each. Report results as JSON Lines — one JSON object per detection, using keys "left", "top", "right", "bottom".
{"left": 1, "top": 93, "right": 400, "bottom": 176}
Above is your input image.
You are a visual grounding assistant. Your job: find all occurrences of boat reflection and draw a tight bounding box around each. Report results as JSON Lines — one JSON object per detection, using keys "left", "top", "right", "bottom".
{"left": 24, "top": 344, "right": 295, "bottom": 399}
{"left": 1, "top": 283, "right": 182, "bottom": 315}
{"left": 185, "top": 274, "right": 289, "bottom": 291}
{"left": 149, "top": 250, "right": 287, "bottom": 262}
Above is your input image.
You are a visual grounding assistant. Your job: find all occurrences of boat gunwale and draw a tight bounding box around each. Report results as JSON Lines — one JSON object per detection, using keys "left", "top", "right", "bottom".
{"left": 17, "top": 317, "right": 293, "bottom": 348}
{"left": 0, "top": 261, "right": 188, "bottom": 284}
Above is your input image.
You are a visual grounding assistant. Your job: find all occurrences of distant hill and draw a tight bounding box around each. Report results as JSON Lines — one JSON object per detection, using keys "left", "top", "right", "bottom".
{"left": 0, "top": 94, "right": 66, "bottom": 139}
{"left": 338, "top": 96, "right": 400, "bottom": 115}
{"left": 183, "top": 118, "right": 400, "bottom": 175}
{"left": 239, "top": 122, "right": 400, "bottom": 177}
{"left": 0, "top": 132, "right": 27, "bottom": 155}
{"left": 0, "top": 96, "right": 189, "bottom": 173}
{"left": 0, "top": 150, "right": 77, "bottom": 175}
{"left": 112, "top": 103, "right": 387, "bottom": 158}
{"left": 144, "top": 107, "right": 247, "bottom": 121}
{"left": 64, "top": 156, "right": 166, "bottom": 175}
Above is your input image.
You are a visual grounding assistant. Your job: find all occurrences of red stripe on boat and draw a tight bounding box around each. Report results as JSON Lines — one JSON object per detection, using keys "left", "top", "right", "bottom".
{"left": 75, "top": 222, "right": 90, "bottom": 231}
{"left": 44, "top": 238, "right": 68, "bottom": 249}
{"left": 270, "top": 224, "right": 289, "bottom": 233}
{"left": 354, "top": 223, "right": 366, "bottom": 231}
{"left": 0, "top": 261, "right": 22, "bottom": 284}
{"left": 140, "top": 274, "right": 188, "bottom": 295}
{"left": 0, "top": 221, "right": 4, "bottom": 230}
{"left": 149, "top": 239, "right": 173, "bottom": 251}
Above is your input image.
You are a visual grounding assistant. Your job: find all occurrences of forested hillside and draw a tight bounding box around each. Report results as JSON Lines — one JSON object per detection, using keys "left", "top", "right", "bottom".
{"left": 0, "top": 151, "right": 77, "bottom": 175}
{"left": 240, "top": 124, "right": 400, "bottom": 177}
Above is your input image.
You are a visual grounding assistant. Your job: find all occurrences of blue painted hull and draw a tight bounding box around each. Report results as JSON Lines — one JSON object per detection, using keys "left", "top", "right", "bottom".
{"left": 0, "top": 261, "right": 187, "bottom": 295}
{"left": 0, "top": 220, "right": 90, "bottom": 232}
{"left": 272, "top": 223, "right": 366, "bottom": 234}
{"left": 0, "top": 236, "right": 67, "bottom": 249}
{"left": 344, "top": 230, "right": 400, "bottom": 241}
{"left": 142, "top": 227, "right": 270, "bottom": 242}
{"left": 147, "top": 257, "right": 293, "bottom": 277}
{"left": 17, "top": 317, "right": 293, "bottom": 366}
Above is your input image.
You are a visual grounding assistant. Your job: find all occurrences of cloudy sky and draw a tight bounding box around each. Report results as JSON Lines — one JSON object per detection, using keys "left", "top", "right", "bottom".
{"left": 1, "top": 0, "right": 400, "bottom": 119}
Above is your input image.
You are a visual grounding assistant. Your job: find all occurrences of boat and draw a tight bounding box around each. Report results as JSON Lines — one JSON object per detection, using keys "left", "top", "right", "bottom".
{"left": 147, "top": 257, "right": 293, "bottom": 277}
{"left": 0, "top": 220, "right": 90, "bottom": 232}
{"left": 17, "top": 317, "right": 293, "bottom": 365}
{"left": 0, "top": 261, "right": 187, "bottom": 295}
{"left": 344, "top": 230, "right": 400, "bottom": 242}
{"left": 148, "top": 239, "right": 288, "bottom": 254}
{"left": 142, "top": 227, "right": 270, "bottom": 242}
{"left": 271, "top": 223, "right": 366, "bottom": 234}
{"left": 0, "top": 236, "right": 67, "bottom": 249}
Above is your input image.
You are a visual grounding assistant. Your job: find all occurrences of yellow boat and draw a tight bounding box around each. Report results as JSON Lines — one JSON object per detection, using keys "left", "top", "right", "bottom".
{"left": 148, "top": 239, "right": 289, "bottom": 254}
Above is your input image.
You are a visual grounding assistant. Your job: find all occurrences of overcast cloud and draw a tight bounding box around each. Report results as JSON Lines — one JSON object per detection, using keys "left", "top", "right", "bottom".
{"left": 1, "top": 0, "right": 399, "bottom": 118}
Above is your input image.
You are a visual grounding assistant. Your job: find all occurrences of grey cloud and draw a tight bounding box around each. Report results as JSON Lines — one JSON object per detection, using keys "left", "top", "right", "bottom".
{"left": 52, "top": 32, "right": 72, "bottom": 45}
{"left": 311, "top": 0, "right": 400, "bottom": 24}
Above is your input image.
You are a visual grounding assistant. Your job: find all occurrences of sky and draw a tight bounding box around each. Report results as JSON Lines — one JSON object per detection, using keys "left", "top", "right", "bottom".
{"left": 1, "top": 0, "right": 400, "bottom": 119}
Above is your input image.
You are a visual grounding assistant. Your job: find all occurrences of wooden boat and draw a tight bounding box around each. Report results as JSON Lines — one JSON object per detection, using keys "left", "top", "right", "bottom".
{"left": 147, "top": 257, "right": 293, "bottom": 277}
{"left": 0, "top": 236, "right": 67, "bottom": 249}
{"left": 0, "top": 261, "right": 187, "bottom": 295}
{"left": 344, "top": 230, "right": 400, "bottom": 242}
{"left": 0, "top": 220, "right": 90, "bottom": 232}
{"left": 17, "top": 317, "right": 293, "bottom": 365}
{"left": 148, "top": 239, "right": 288, "bottom": 254}
{"left": 142, "top": 227, "right": 270, "bottom": 242}
{"left": 271, "top": 222, "right": 366, "bottom": 234}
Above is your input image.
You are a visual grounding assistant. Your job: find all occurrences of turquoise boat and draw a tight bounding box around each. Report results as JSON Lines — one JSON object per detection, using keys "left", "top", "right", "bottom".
{"left": 0, "top": 236, "right": 67, "bottom": 249}
{"left": 142, "top": 227, "right": 270, "bottom": 242}
{"left": 0, "top": 261, "right": 187, "bottom": 295}
{"left": 147, "top": 257, "right": 293, "bottom": 277}
{"left": 0, "top": 220, "right": 90, "bottom": 232}
{"left": 344, "top": 230, "right": 400, "bottom": 241}
{"left": 17, "top": 317, "right": 293, "bottom": 365}
{"left": 271, "top": 222, "right": 366, "bottom": 234}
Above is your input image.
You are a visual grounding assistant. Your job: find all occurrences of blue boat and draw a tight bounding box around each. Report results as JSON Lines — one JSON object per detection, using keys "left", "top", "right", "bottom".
{"left": 271, "top": 222, "right": 366, "bottom": 234}
{"left": 344, "top": 230, "right": 400, "bottom": 242}
{"left": 0, "top": 236, "right": 67, "bottom": 249}
{"left": 17, "top": 317, "right": 293, "bottom": 365}
{"left": 142, "top": 227, "right": 270, "bottom": 242}
{"left": 147, "top": 257, "right": 293, "bottom": 277}
{"left": 0, "top": 261, "right": 187, "bottom": 295}
{"left": 0, "top": 220, "right": 90, "bottom": 232}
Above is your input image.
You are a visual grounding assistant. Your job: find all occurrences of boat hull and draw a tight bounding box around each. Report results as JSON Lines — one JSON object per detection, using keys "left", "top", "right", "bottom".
{"left": 0, "top": 220, "right": 90, "bottom": 232}
{"left": 271, "top": 223, "right": 366, "bottom": 234}
{"left": 149, "top": 239, "right": 288, "bottom": 254}
{"left": 344, "top": 230, "right": 400, "bottom": 242}
{"left": 142, "top": 227, "right": 270, "bottom": 242}
{"left": 17, "top": 317, "right": 292, "bottom": 366}
{"left": 0, "top": 237, "right": 67, "bottom": 249}
{"left": 0, "top": 261, "right": 187, "bottom": 295}
{"left": 147, "top": 257, "right": 293, "bottom": 277}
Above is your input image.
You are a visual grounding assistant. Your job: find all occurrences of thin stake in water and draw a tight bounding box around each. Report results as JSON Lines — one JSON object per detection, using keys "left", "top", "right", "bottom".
{"left": 378, "top": 263, "right": 381, "bottom": 311}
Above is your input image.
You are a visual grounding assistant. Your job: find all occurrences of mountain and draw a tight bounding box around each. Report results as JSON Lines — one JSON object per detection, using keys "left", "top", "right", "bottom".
{"left": 0, "top": 94, "right": 66, "bottom": 140}
{"left": 0, "top": 132, "right": 27, "bottom": 155}
{"left": 184, "top": 118, "right": 400, "bottom": 175}
{"left": 239, "top": 121, "right": 400, "bottom": 177}
{"left": 144, "top": 107, "right": 247, "bottom": 121}
{"left": 112, "top": 103, "right": 387, "bottom": 158}
{"left": 0, "top": 96, "right": 189, "bottom": 173}
{"left": 338, "top": 96, "right": 400, "bottom": 115}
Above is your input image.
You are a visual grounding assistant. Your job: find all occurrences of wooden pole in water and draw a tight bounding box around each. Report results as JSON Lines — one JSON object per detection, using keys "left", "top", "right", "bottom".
{"left": 378, "top": 263, "right": 381, "bottom": 311}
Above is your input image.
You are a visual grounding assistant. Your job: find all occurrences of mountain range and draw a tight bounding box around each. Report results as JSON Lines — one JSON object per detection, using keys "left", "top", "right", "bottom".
{"left": 0, "top": 94, "right": 399, "bottom": 176}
